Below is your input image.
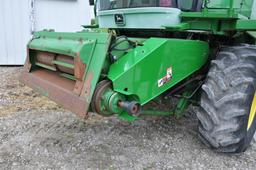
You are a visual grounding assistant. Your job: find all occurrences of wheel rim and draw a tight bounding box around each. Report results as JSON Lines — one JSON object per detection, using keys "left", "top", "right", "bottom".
{"left": 247, "top": 92, "right": 256, "bottom": 130}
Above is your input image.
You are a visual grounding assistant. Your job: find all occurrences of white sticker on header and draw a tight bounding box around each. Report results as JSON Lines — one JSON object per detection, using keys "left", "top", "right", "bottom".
{"left": 158, "top": 67, "right": 173, "bottom": 87}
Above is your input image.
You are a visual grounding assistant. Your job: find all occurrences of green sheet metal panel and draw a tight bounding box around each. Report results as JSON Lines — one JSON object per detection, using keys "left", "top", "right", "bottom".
{"left": 82, "top": 38, "right": 112, "bottom": 103}
{"left": 207, "top": 0, "right": 241, "bottom": 8}
{"left": 108, "top": 38, "right": 209, "bottom": 105}
{"left": 206, "top": 0, "right": 254, "bottom": 18}
{"left": 236, "top": 20, "right": 256, "bottom": 30}
{"left": 29, "top": 31, "right": 110, "bottom": 58}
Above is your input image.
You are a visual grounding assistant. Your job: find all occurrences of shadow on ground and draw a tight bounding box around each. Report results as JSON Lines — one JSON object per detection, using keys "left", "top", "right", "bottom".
{"left": 0, "top": 67, "right": 255, "bottom": 170}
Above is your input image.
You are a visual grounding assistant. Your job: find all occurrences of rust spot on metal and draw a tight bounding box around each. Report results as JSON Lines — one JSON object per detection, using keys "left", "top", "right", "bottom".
{"left": 36, "top": 51, "right": 56, "bottom": 66}
{"left": 73, "top": 80, "right": 84, "bottom": 95}
{"left": 55, "top": 54, "right": 74, "bottom": 75}
{"left": 20, "top": 69, "right": 89, "bottom": 119}
{"left": 73, "top": 54, "right": 86, "bottom": 95}
{"left": 20, "top": 50, "right": 91, "bottom": 119}
{"left": 91, "top": 80, "right": 113, "bottom": 116}
{"left": 78, "top": 38, "right": 84, "bottom": 43}
{"left": 24, "top": 49, "right": 32, "bottom": 72}
{"left": 80, "top": 72, "right": 94, "bottom": 98}
{"left": 35, "top": 52, "right": 75, "bottom": 75}
{"left": 74, "top": 54, "right": 86, "bottom": 80}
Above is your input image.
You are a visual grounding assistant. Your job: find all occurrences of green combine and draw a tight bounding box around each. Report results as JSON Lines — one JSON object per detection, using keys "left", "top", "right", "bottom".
{"left": 20, "top": 0, "right": 256, "bottom": 153}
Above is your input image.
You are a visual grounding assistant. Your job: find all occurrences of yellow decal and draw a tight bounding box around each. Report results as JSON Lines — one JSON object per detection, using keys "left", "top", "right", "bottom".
{"left": 247, "top": 92, "right": 256, "bottom": 130}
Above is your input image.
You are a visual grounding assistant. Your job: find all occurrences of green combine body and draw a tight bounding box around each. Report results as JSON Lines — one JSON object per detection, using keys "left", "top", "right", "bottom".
{"left": 21, "top": 0, "right": 256, "bottom": 153}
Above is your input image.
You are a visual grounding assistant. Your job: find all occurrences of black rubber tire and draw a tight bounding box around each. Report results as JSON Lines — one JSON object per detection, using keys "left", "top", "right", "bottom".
{"left": 196, "top": 45, "right": 256, "bottom": 153}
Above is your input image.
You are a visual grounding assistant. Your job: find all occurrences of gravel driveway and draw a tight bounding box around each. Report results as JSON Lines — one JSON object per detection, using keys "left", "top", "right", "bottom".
{"left": 0, "top": 67, "right": 255, "bottom": 170}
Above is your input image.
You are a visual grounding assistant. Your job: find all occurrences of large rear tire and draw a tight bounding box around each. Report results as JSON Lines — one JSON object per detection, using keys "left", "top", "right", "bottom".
{"left": 196, "top": 45, "right": 256, "bottom": 153}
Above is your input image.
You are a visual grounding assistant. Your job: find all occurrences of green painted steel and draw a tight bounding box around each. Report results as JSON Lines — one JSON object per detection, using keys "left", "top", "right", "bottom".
{"left": 34, "top": 62, "right": 56, "bottom": 71}
{"left": 82, "top": 35, "right": 112, "bottom": 103}
{"left": 236, "top": 20, "right": 256, "bottom": 30}
{"left": 206, "top": 0, "right": 254, "bottom": 18}
{"left": 29, "top": 31, "right": 108, "bottom": 60}
{"left": 98, "top": 7, "right": 181, "bottom": 29}
{"left": 28, "top": 30, "right": 112, "bottom": 105}
{"left": 177, "top": 0, "right": 256, "bottom": 33}
{"left": 60, "top": 73, "right": 76, "bottom": 81}
{"left": 21, "top": 0, "right": 256, "bottom": 120}
{"left": 118, "top": 109, "right": 174, "bottom": 121}
{"left": 108, "top": 38, "right": 209, "bottom": 105}
{"left": 52, "top": 60, "right": 74, "bottom": 69}
{"left": 96, "top": 1, "right": 256, "bottom": 35}
{"left": 165, "top": 11, "right": 256, "bottom": 34}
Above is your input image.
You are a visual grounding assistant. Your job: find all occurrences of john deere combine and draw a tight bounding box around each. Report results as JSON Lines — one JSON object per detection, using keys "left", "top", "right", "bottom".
{"left": 20, "top": 0, "right": 256, "bottom": 153}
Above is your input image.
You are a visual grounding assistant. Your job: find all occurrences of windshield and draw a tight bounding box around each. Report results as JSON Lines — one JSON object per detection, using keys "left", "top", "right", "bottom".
{"left": 98, "top": 0, "right": 178, "bottom": 11}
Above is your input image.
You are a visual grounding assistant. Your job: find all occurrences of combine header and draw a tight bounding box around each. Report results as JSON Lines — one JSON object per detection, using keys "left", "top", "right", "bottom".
{"left": 21, "top": 0, "right": 256, "bottom": 153}
{"left": 21, "top": 31, "right": 112, "bottom": 118}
